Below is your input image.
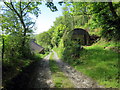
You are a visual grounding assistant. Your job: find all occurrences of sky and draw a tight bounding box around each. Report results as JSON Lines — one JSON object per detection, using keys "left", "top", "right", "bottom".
{"left": 33, "top": 2, "right": 63, "bottom": 34}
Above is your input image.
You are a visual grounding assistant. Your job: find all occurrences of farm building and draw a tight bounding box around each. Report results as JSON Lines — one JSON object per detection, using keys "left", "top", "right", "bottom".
{"left": 64, "top": 28, "right": 90, "bottom": 46}
{"left": 30, "top": 39, "right": 44, "bottom": 53}
{"left": 69, "top": 28, "right": 90, "bottom": 45}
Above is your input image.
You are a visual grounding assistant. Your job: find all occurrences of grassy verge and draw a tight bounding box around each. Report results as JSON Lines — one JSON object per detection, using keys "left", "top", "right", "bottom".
{"left": 49, "top": 52, "right": 74, "bottom": 88}
{"left": 76, "top": 46, "right": 119, "bottom": 88}
{"left": 54, "top": 39, "right": 119, "bottom": 88}
{"left": 2, "top": 53, "right": 47, "bottom": 89}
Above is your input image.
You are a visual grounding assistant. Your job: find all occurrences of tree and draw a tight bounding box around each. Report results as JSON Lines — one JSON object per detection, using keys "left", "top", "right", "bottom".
{"left": 65, "top": 2, "right": 120, "bottom": 40}
{"left": 1, "top": 1, "right": 58, "bottom": 59}
{"left": 90, "top": 2, "right": 120, "bottom": 40}
{"left": 3, "top": 2, "right": 41, "bottom": 48}
{"left": 36, "top": 31, "right": 52, "bottom": 50}
{"left": 51, "top": 24, "right": 66, "bottom": 47}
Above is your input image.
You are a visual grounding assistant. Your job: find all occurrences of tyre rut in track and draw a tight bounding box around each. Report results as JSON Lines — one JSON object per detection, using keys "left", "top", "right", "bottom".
{"left": 28, "top": 53, "right": 54, "bottom": 88}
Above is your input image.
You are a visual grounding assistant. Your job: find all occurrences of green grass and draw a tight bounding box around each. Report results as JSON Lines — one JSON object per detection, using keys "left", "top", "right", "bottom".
{"left": 76, "top": 46, "right": 119, "bottom": 88}
{"left": 54, "top": 39, "right": 119, "bottom": 88}
{"left": 53, "top": 48, "right": 63, "bottom": 58}
{"left": 49, "top": 52, "right": 74, "bottom": 88}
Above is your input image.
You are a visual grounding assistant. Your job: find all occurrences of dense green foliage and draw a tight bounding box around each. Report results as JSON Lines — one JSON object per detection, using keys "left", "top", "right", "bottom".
{"left": 1, "top": 3, "right": 41, "bottom": 88}
{"left": 35, "top": 30, "right": 53, "bottom": 52}
{"left": 1, "top": 1, "right": 58, "bottom": 88}
{"left": 1, "top": 2, "right": 42, "bottom": 60}
{"left": 1, "top": 1, "right": 58, "bottom": 59}
{"left": 35, "top": 16, "right": 67, "bottom": 50}
{"left": 89, "top": 2, "right": 120, "bottom": 40}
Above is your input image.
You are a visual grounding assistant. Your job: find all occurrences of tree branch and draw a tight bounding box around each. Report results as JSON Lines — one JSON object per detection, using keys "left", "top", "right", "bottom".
{"left": 20, "top": 1, "right": 22, "bottom": 16}
{"left": 22, "top": 2, "right": 31, "bottom": 12}
{"left": 10, "top": 2, "right": 21, "bottom": 18}
{"left": 108, "top": 2, "right": 118, "bottom": 18}
{"left": 23, "top": 12, "right": 28, "bottom": 17}
{"left": 4, "top": 2, "right": 13, "bottom": 11}
{"left": 28, "top": 22, "right": 35, "bottom": 29}
{"left": 10, "top": 2, "right": 27, "bottom": 40}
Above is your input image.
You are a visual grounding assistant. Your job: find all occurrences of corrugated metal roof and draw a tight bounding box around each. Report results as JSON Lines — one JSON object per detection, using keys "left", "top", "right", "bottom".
{"left": 30, "top": 41, "right": 44, "bottom": 53}
{"left": 70, "top": 28, "right": 89, "bottom": 35}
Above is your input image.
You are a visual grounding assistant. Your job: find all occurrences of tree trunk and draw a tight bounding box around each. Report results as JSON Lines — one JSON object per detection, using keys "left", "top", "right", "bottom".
{"left": 108, "top": 2, "right": 118, "bottom": 18}
{"left": 2, "top": 36, "right": 4, "bottom": 60}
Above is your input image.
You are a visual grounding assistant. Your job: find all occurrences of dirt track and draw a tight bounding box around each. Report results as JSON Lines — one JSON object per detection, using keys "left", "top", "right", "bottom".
{"left": 28, "top": 53, "right": 54, "bottom": 88}
{"left": 28, "top": 51, "right": 104, "bottom": 88}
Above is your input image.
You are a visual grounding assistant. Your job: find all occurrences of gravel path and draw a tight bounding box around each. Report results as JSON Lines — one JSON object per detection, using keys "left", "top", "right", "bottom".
{"left": 53, "top": 50, "right": 104, "bottom": 88}
{"left": 28, "top": 51, "right": 104, "bottom": 88}
{"left": 28, "top": 53, "right": 54, "bottom": 88}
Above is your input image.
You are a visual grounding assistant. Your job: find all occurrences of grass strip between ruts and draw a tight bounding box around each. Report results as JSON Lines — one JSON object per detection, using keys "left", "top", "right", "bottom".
{"left": 49, "top": 52, "right": 74, "bottom": 88}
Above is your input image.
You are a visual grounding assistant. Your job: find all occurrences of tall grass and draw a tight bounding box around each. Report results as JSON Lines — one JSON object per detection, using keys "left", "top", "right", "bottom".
{"left": 76, "top": 45, "right": 119, "bottom": 88}
{"left": 54, "top": 39, "right": 119, "bottom": 88}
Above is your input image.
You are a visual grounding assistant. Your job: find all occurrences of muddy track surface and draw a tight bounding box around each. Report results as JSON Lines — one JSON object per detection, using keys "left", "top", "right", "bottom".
{"left": 53, "top": 50, "right": 104, "bottom": 88}
{"left": 28, "top": 53, "right": 54, "bottom": 88}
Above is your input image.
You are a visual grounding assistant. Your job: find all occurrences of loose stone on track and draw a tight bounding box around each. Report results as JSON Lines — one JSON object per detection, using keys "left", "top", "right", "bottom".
{"left": 28, "top": 53, "right": 54, "bottom": 88}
